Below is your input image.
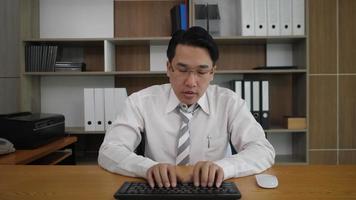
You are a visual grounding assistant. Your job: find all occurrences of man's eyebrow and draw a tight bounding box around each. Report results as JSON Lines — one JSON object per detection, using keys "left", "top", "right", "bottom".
{"left": 176, "top": 62, "right": 188, "bottom": 67}
{"left": 197, "top": 64, "right": 210, "bottom": 69}
{"left": 176, "top": 62, "right": 211, "bottom": 69}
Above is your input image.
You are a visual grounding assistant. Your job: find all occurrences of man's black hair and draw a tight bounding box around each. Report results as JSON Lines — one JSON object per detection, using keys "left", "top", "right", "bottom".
{"left": 167, "top": 26, "right": 219, "bottom": 65}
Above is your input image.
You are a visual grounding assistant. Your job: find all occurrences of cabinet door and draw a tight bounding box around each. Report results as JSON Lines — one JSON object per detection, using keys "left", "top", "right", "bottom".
{"left": 0, "top": 0, "right": 20, "bottom": 77}
{"left": 40, "top": 0, "right": 113, "bottom": 38}
{"left": 0, "top": 78, "right": 20, "bottom": 114}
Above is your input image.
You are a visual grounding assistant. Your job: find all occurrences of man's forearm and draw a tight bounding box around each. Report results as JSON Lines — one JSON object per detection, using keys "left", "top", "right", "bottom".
{"left": 98, "top": 143, "right": 158, "bottom": 178}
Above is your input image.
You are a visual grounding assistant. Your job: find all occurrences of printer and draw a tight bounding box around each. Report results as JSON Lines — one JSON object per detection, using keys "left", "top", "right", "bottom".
{"left": 0, "top": 112, "right": 65, "bottom": 149}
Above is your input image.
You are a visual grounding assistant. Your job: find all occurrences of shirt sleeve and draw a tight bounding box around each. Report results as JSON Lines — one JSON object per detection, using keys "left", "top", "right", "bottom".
{"left": 98, "top": 95, "right": 158, "bottom": 178}
{"left": 214, "top": 95, "right": 275, "bottom": 179}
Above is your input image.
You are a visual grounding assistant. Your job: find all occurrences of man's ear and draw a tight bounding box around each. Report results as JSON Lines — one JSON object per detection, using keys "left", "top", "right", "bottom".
{"left": 210, "top": 65, "right": 216, "bottom": 81}
{"left": 166, "top": 61, "right": 171, "bottom": 77}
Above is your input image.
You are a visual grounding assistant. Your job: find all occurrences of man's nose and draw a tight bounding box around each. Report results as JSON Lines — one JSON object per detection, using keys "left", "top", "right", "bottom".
{"left": 184, "top": 72, "right": 198, "bottom": 87}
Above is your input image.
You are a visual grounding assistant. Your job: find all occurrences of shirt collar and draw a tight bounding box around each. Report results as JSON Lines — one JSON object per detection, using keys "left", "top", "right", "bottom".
{"left": 165, "top": 86, "right": 210, "bottom": 115}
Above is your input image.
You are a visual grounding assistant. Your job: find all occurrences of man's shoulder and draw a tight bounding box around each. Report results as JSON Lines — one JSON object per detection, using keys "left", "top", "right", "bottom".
{"left": 207, "top": 84, "right": 237, "bottom": 98}
{"left": 130, "top": 83, "right": 171, "bottom": 99}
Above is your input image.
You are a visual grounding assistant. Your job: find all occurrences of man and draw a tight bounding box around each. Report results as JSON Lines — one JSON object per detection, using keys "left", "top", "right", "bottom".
{"left": 98, "top": 26, "right": 275, "bottom": 188}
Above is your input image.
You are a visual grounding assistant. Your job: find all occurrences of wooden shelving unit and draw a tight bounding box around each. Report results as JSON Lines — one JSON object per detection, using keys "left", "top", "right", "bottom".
{"left": 20, "top": 0, "right": 309, "bottom": 164}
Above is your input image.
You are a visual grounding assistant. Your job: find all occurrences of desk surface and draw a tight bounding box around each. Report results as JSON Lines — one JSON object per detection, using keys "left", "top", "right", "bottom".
{"left": 0, "top": 136, "right": 77, "bottom": 164}
{"left": 0, "top": 165, "right": 356, "bottom": 200}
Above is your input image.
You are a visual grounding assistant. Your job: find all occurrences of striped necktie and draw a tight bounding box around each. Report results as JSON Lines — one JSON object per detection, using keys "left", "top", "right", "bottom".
{"left": 176, "top": 104, "right": 199, "bottom": 165}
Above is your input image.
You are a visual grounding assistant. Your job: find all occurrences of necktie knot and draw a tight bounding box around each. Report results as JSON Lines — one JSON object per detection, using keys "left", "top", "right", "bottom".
{"left": 179, "top": 103, "right": 199, "bottom": 114}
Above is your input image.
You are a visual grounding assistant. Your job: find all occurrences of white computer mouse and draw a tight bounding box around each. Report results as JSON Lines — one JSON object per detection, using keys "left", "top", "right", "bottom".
{"left": 255, "top": 174, "right": 278, "bottom": 189}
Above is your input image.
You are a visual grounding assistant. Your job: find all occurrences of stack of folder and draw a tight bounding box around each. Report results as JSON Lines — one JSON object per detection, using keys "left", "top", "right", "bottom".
{"left": 236, "top": 0, "right": 305, "bottom": 36}
{"left": 232, "top": 80, "right": 270, "bottom": 129}
{"left": 25, "top": 44, "right": 58, "bottom": 72}
{"left": 194, "top": 2, "right": 221, "bottom": 36}
{"left": 84, "top": 88, "right": 127, "bottom": 132}
{"left": 170, "top": 3, "right": 189, "bottom": 34}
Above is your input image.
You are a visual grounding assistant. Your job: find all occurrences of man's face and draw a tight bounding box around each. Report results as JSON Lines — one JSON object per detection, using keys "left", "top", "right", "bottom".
{"left": 167, "top": 44, "right": 215, "bottom": 106}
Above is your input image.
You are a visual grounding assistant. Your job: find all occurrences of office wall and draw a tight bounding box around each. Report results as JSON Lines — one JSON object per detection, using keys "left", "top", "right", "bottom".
{"left": 0, "top": 0, "right": 20, "bottom": 114}
{"left": 309, "top": 0, "right": 356, "bottom": 164}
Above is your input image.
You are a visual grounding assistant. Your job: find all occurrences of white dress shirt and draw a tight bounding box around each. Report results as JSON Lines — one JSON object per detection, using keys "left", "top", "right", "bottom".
{"left": 98, "top": 84, "right": 275, "bottom": 179}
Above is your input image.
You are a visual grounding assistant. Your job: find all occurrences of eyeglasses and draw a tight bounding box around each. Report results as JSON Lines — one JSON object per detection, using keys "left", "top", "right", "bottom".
{"left": 171, "top": 64, "right": 214, "bottom": 79}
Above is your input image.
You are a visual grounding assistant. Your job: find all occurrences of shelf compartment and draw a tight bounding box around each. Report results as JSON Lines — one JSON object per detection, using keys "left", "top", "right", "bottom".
{"left": 244, "top": 73, "right": 307, "bottom": 128}
{"left": 114, "top": 0, "right": 181, "bottom": 37}
{"left": 267, "top": 132, "right": 307, "bottom": 164}
{"left": 30, "top": 150, "right": 72, "bottom": 165}
{"left": 116, "top": 45, "right": 150, "bottom": 71}
{"left": 24, "top": 40, "right": 105, "bottom": 72}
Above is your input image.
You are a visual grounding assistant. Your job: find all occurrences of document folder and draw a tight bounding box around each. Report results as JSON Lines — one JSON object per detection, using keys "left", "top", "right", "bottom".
{"left": 104, "top": 88, "right": 115, "bottom": 131}
{"left": 292, "top": 0, "right": 305, "bottom": 35}
{"left": 233, "top": 80, "right": 243, "bottom": 98}
{"left": 243, "top": 81, "right": 252, "bottom": 111}
{"left": 237, "top": 0, "right": 255, "bottom": 36}
{"left": 254, "top": 0, "right": 267, "bottom": 36}
{"left": 114, "top": 88, "right": 128, "bottom": 119}
{"left": 261, "top": 81, "right": 270, "bottom": 129}
{"left": 94, "top": 88, "right": 105, "bottom": 132}
{"left": 252, "top": 81, "right": 261, "bottom": 123}
{"left": 280, "top": 0, "right": 292, "bottom": 35}
{"left": 267, "top": 0, "right": 280, "bottom": 36}
{"left": 84, "top": 88, "right": 95, "bottom": 131}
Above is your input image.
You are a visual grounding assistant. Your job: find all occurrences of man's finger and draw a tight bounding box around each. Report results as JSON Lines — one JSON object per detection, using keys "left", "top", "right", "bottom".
{"left": 147, "top": 169, "right": 155, "bottom": 188}
{"left": 167, "top": 165, "right": 177, "bottom": 187}
{"left": 159, "top": 165, "right": 170, "bottom": 188}
{"left": 200, "top": 162, "right": 210, "bottom": 187}
{"left": 193, "top": 162, "right": 203, "bottom": 186}
{"left": 215, "top": 168, "right": 224, "bottom": 188}
{"left": 153, "top": 166, "right": 163, "bottom": 187}
{"left": 208, "top": 165, "right": 217, "bottom": 187}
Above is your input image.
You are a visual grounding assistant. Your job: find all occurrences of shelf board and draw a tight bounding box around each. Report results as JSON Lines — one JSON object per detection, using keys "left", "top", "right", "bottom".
{"left": 23, "top": 69, "right": 306, "bottom": 76}
{"left": 275, "top": 155, "right": 307, "bottom": 164}
{"left": 111, "top": 37, "right": 171, "bottom": 45}
{"left": 66, "top": 127, "right": 105, "bottom": 134}
{"left": 66, "top": 126, "right": 306, "bottom": 135}
{"left": 24, "top": 72, "right": 121, "bottom": 76}
{"left": 23, "top": 39, "right": 105, "bottom": 46}
{"left": 23, "top": 35, "right": 307, "bottom": 45}
{"left": 214, "top": 35, "right": 307, "bottom": 44}
{"left": 265, "top": 128, "right": 307, "bottom": 133}
{"left": 24, "top": 38, "right": 110, "bottom": 42}
{"left": 31, "top": 150, "right": 72, "bottom": 165}
{"left": 217, "top": 69, "right": 307, "bottom": 74}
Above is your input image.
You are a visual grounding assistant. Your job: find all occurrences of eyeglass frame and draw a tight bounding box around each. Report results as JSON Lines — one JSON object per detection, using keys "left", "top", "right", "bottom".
{"left": 168, "top": 62, "right": 216, "bottom": 79}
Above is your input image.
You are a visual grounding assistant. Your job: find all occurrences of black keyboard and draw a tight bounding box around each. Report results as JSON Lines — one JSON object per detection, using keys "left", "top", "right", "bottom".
{"left": 114, "top": 182, "right": 241, "bottom": 200}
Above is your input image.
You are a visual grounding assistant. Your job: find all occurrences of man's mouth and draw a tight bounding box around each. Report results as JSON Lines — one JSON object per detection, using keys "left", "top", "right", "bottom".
{"left": 183, "top": 91, "right": 196, "bottom": 97}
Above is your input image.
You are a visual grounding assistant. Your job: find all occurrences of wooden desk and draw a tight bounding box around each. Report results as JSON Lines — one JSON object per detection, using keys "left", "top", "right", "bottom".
{"left": 0, "top": 165, "right": 355, "bottom": 200}
{"left": 0, "top": 136, "right": 77, "bottom": 165}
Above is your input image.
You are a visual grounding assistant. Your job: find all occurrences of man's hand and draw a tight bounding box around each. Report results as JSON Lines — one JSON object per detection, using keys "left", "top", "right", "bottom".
{"left": 146, "top": 163, "right": 177, "bottom": 188}
{"left": 146, "top": 161, "right": 224, "bottom": 188}
{"left": 193, "top": 161, "right": 224, "bottom": 187}
{"left": 175, "top": 165, "right": 194, "bottom": 183}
